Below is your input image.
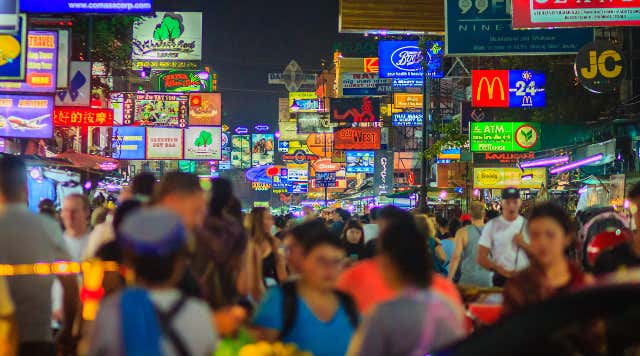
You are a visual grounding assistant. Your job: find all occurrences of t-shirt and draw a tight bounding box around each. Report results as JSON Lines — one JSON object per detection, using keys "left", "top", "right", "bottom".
{"left": 594, "top": 242, "right": 640, "bottom": 275}
{"left": 89, "top": 289, "right": 217, "bottom": 356}
{"left": 62, "top": 233, "right": 89, "bottom": 262}
{"left": 253, "top": 286, "right": 355, "bottom": 356}
{"left": 478, "top": 215, "right": 529, "bottom": 271}
{"left": 0, "top": 204, "right": 70, "bottom": 342}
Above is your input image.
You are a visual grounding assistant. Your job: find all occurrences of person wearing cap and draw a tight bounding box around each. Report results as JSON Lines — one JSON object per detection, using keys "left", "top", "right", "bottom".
{"left": 89, "top": 208, "right": 217, "bottom": 356}
{"left": 477, "top": 187, "right": 532, "bottom": 287}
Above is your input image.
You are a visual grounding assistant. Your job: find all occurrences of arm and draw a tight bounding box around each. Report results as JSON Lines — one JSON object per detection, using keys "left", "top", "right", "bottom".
{"left": 432, "top": 238, "right": 447, "bottom": 262}
{"left": 272, "top": 238, "right": 288, "bottom": 283}
{"left": 478, "top": 246, "right": 512, "bottom": 278}
{"left": 244, "top": 242, "right": 265, "bottom": 301}
{"left": 513, "top": 233, "right": 533, "bottom": 257}
{"left": 57, "top": 274, "right": 80, "bottom": 353}
{"left": 448, "top": 229, "right": 466, "bottom": 281}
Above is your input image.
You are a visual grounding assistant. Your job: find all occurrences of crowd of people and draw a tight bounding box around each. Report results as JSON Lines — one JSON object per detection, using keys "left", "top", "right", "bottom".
{"left": 1, "top": 153, "right": 640, "bottom": 355}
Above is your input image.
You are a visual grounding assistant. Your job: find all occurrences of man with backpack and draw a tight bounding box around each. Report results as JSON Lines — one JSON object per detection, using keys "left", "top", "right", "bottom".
{"left": 253, "top": 220, "right": 358, "bottom": 356}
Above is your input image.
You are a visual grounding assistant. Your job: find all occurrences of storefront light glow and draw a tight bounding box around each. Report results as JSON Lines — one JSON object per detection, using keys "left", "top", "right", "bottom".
{"left": 473, "top": 189, "right": 480, "bottom": 197}
{"left": 578, "top": 186, "right": 588, "bottom": 194}
{"left": 549, "top": 154, "right": 604, "bottom": 174}
{"left": 234, "top": 126, "right": 249, "bottom": 135}
{"left": 521, "top": 174, "right": 533, "bottom": 181}
{"left": 439, "top": 190, "right": 448, "bottom": 199}
{"left": 83, "top": 181, "right": 92, "bottom": 190}
{"left": 519, "top": 155, "right": 569, "bottom": 168}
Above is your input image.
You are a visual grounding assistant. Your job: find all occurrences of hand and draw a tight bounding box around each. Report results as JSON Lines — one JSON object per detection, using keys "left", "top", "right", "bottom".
{"left": 496, "top": 265, "right": 513, "bottom": 278}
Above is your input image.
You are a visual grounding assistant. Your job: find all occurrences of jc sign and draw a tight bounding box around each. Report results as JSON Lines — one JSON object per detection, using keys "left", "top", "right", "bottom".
{"left": 575, "top": 41, "right": 624, "bottom": 94}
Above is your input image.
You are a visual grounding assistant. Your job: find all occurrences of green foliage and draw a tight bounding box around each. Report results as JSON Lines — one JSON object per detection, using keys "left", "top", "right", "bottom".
{"left": 153, "top": 15, "right": 183, "bottom": 41}
{"left": 424, "top": 118, "right": 469, "bottom": 160}
{"left": 74, "top": 16, "right": 138, "bottom": 68}
{"left": 194, "top": 130, "right": 213, "bottom": 147}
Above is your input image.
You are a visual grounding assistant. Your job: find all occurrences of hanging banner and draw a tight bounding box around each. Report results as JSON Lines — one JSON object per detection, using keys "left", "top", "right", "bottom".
{"left": 0, "top": 94, "right": 53, "bottom": 138}
{"left": 378, "top": 40, "right": 444, "bottom": 79}
{"left": 184, "top": 126, "right": 222, "bottom": 160}
{"left": 346, "top": 151, "right": 375, "bottom": 173}
{"left": 334, "top": 127, "right": 381, "bottom": 150}
{"left": 0, "top": 14, "right": 26, "bottom": 80}
{"left": 470, "top": 122, "right": 541, "bottom": 152}
{"left": 146, "top": 127, "right": 184, "bottom": 160}
{"left": 251, "top": 133, "right": 275, "bottom": 167}
{"left": 474, "top": 167, "right": 546, "bottom": 189}
{"left": 111, "top": 126, "right": 146, "bottom": 160}
{"left": 374, "top": 150, "right": 394, "bottom": 196}
{"left": 188, "top": 93, "right": 221, "bottom": 126}
{"left": 158, "top": 70, "right": 213, "bottom": 92}
{"left": 124, "top": 92, "right": 188, "bottom": 127}
{"left": 340, "top": 73, "right": 391, "bottom": 96}
{"left": 0, "top": 31, "right": 58, "bottom": 93}
{"left": 512, "top": 0, "right": 640, "bottom": 29}
{"left": 330, "top": 96, "right": 380, "bottom": 123}
{"left": 53, "top": 107, "right": 114, "bottom": 127}
{"left": 132, "top": 12, "right": 202, "bottom": 70}
{"left": 231, "top": 135, "right": 251, "bottom": 169}
{"left": 55, "top": 61, "right": 91, "bottom": 106}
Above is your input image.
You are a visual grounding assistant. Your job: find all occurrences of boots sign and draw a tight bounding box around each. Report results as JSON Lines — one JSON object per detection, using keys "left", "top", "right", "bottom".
{"left": 575, "top": 41, "right": 624, "bottom": 94}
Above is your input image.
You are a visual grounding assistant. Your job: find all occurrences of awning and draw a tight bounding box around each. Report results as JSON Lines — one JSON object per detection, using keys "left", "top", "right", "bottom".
{"left": 54, "top": 152, "right": 119, "bottom": 171}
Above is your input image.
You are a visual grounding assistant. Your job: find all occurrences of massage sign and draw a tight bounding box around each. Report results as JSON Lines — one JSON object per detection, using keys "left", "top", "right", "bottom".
{"left": 333, "top": 127, "right": 381, "bottom": 150}
{"left": 330, "top": 97, "right": 380, "bottom": 123}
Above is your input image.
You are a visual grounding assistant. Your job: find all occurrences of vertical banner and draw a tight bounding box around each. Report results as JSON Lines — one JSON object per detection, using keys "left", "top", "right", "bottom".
{"left": 56, "top": 61, "right": 91, "bottom": 106}
{"left": 56, "top": 29, "right": 70, "bottom": 88}
{"left": 374, "top": 151, "right": 394, "bottom": 196}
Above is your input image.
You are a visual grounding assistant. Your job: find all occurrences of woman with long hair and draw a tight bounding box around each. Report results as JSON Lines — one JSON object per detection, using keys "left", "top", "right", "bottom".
{"left": 342, "top": 219, "right": 367, "bottom": 262}
{"left": 415, "top": 214, "right": 448, "bottom": 275}
{"left": 246, "top": 207, "right": 287, "bottom": 299}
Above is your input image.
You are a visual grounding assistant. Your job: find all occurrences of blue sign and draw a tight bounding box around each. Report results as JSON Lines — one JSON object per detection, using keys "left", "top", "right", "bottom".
{"left": 0, "top": 15, "right": 26, "bottom": 80}
{"left": 278, "top": 141, "right": 289, "bottom": 153}
{"left": 20, "top": 0, "right": 153, "bottom": 13}
{"left": 392, "top": 78, "right": 423, "bottom": 89}
{"left": 378, "top": 41, "right": 444, "bottom": 79}
{"left": 346, "top": 151, "right": 375, "bottom": 173}
{"left": 0, "top": 94, "right": 53, "bottom": 139}
{"left": 112, "top": 126, "right": 146, "bottom": 160}
{"left": 289, "top": 182, "right": 308, "bottom": 194}
{"left": 508, "top": 70, "right": 546, "bottom": 108}
{"left": 392, "top": 112, "right": 424, "bottom": 127}
{"left": 445, "top": 0, "right": 593, "bottom": 55}
{"left": 315, "top": 172, "right": 337, "bottom": 187}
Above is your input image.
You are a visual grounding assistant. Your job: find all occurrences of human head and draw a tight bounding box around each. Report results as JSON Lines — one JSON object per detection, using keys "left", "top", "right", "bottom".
{"left": 61, "top": 194, "right": 91, "bottom": 235}
{"left": 379, "top": 211, "right": 432, "bottom": 289}
{"left": 629, "top": 182, "right": 640, "bottom": 235}
{"left": 526, "top": 202, "right": 574, "bottom": 269}
{"left": 302, "top": 206, "right": 316, "bottom": 221}
{"left": 414, "top": 214, "right": 436, "bottom": 239}
{"left": 248, "top": 207, "right": 274, "bottom": 242}
{"left": 0, "top": 155, "right": 27, "bottom": 204}
{"left": 284, "top": 221, "right": 311, "bottom": 275}
{"left": 369, "top": 207, "right": 381, "bottom": 222}
{"left": 131, "top": 172, "right": 156, "bottom": 203}
{"left": 342, "top": 219, "right": 365, "bottom": 246}
{"left": 469, "top": 201, "right": 486, "bottom": 221}
{"left": 208, "top": 178, "right": 233, "bottom": 218}
{"left": 448, "top": 218, "right": 462, "bottom": 237}
{"left": 435, "top": 215, "right": 449, "bottom": 233}
{"left": 377, "top": 205, "right": 413, "bottom": 232}
{"left": 154, "top": 172, "right": 206, "bottom": 232}
{"left": 295, "top": 220, "right": 345, "bottom": 291}
{"left": 334, "top": 208, "right": 350, "bottom": 223}
{"left": 38, "top": 199, "right": 57, "bottom": 219}
{"left": 501, "top": 187, "right": 522, "bottom": 221}
{"left": 113, "top": 200, "right": 142, "bottom": 233}
{"left": 119, "top": 208, "right": 188, "bottom": 287}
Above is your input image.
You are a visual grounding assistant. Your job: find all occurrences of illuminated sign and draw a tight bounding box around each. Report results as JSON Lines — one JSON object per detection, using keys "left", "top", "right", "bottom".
{"left": 315, "top": 172, "right": 337, "bottom": 187}
{"left": 288, "top": 92, "right": 317, "bottom": 108}
{"left": 253, "top": 124, "right": 270, "bottom": 132}
{"left": 0, "top": 14, "right": 26, "bottom": 80}
{"left": 53, "top": 107, "right": 114, "bottom": 127}
{"left": 146, "top": 127, "right": 184, "bottom": 160}
{"left": 392, "top": 78, "right": 423, "bottom": 88}
{"left": 282, "top": 150, "right": 319, "bottom": 163}
{"left": 0, "top": 94, "right": 53, "bottom": 139}
{"left": 512, "top": 0, "right": 640, "bottom": 29}
{"left": 291, "top": 99, "right": 322, "bottom": 112}
{"left": 184, "top": 126, "right": 222, "bottom": 160}
{"left": 473, "top": 152, "right": 539, "bottom": 165}
{"left": 341, "top": 73, "right": 391, "bottom": 96}
{"left": 394, "top": 93, "right": 423, "bottom": 109}
{"left": 158, "top": 70, "right": 214, "bottom": 92}
{"left": 124, "top": 92, "right": 188, "bottom": 127}
{"left": 392, "top": 112, "right": 423, "bottom": 127}
{"left": 378, "top": 40, "right": 444, "bottom": 79}
{"left": 346, "top": 151, "right": 375, "bottom": 173}
{"left": 472, "top": 70, "right": 545, "bottom": 108}
{"left": 297, "top": 112, "right": 334, "bottom": 134}
{"left": 470, "top": 122, "right": 541, "bottom": 152}
{"left": 252, "top": 182, "right": 272, "bottom": 191}
{"left": 364, "top": 57, "right": 379, "bottom": 73}
{"left": 0, "top": 31, "right": 58, "bottom": 93}
{"left": 251, "top": 133, "right": 275, "bottom": 167}
{"left": 330, "top": 96, "right": 380, "bottom": 123}
{"left": 287, "top": 163, "right": 309, "bottom": 182}
{"left": 438, "top": 148, "right": 461, "bottom": 160}
{"left": 575, "top": 41, "right": 624, "bottom": 94}
{"left": 231, "top": 134, "right": 251, "bottom": 168}
{"left": 312, "top": 158, "right": 341, "bottom": 172}
{"left": 112, "top": 126, "right": 146, "bottom": 160}
{"left": 474, "top": 167, "right": 546, "bottom": 189}
{"left": 374, "top": 151, "right": 394, "bottom": 196}
{"left": 334, "top": 127, "right": 381, "bottom": 150}
{"left": 234, "top": 126, "right": 249, "bottom": 135}
{"left": 189, "top": 93, "right": 221, "bottom": 126}
{"left": 20, "top": 0, "right": 153, "bottom": 13}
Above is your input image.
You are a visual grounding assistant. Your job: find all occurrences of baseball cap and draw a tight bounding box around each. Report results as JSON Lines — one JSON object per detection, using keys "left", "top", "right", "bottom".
{"left": 119, "top": 208, "right": 187, "bottom": 257}
{"left": 501, "top": 187, "right": 521, "bottom": 200}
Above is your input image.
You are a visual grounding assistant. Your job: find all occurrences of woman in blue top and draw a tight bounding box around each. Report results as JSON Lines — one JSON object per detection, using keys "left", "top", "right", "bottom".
{"left": 253, "top": 220, "right": 358, "bottom": 356}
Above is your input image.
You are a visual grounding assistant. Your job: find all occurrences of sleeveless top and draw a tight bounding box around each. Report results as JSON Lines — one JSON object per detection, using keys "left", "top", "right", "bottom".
{"left": 262, "top": 252, "right": 279, "bottom": 287}
{"left": 459, "top": 225, "right": 493, "bottom": 287}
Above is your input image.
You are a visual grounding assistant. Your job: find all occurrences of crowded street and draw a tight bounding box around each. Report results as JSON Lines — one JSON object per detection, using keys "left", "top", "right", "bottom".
{"left": 1, "top": 0, "right": 640, "bottom": 355}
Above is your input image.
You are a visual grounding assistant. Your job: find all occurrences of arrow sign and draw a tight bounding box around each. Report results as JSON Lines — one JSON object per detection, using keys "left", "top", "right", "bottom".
{"left": 364, "top": 57, "right": 379, "bottom": 73}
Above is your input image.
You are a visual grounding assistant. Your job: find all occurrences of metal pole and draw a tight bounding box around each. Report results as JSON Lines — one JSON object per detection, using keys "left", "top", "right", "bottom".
{"left": 419, "top": 39, "right": 431, "bottom": 213}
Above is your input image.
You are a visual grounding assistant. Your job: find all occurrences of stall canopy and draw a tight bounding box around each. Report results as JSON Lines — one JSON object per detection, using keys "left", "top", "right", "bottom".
{"left": 54, "top": 152, "right": 119, "bottom": 172}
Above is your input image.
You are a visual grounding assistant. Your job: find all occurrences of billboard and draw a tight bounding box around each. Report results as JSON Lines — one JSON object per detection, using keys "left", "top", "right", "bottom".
{"left": 470, "top": 122, "right": 541, "bottom": 152}
{"left": 251, "top": 133, "right": 275, "bottom": 167}
{"left": 378, "top": 40, "right": 444, "bottom": 79}
{"left": 111, "top": 126, "right": 146, "bottom": 160}
{"left": 575, "top": 41, "right": 624, "bottom": 94}
{"left": 0, "top": 94, "right": 53, "bottom": 138}
{"left": 374, "top": 150, "right": 394, "bottom": 196}
{"left": 188, "top": 93, "right": 221, "bottom": 126}
{"left": 231, "top": 135, "right": 251, "bottom": 169}
{"left": 55, "top": 61, "right": 91, "bottom": 106}
{"left": 445, "top": 0, "right": 593, "bottom": 55}
{"left": 132, "top": 12, "right": 202, "bottom": 69}
{"left": 146, "top": 127, "right": 184, "bottom": 159}
{"left": 330, "top": 96, "right": 380, "bottom": 123}
{"left": 20, "top": 0, "right": 153, "bottom": 13}
{"left": 287, "top": 163, "right": 309, "bottom": 182}
{"left": 394, "top": 93, "right": 423, "bottom": 109}
{"left": 341, "top": 73, "right": 391, "bottom": 96}
{"left": 184, "top": 126, "right": 222, "bottom": 160}
{"left": 297, "top": 112, "right": 333, "bottom": 134}
{"left": 334, "top": 127, "right": 381, "bottom": 150}
{"left": 512, "top": 0, "right": 640, "bottom": 29}
{"left": 53, "top": 107, "right": 114, "bottom": 127}
{"left": 158, "top": 70, "right": 213, "bottom": 92}
{"left": 474, "top": 167, "right": 546, "bottom": 189}
{"left": 0, "top": 31, "right": 58, "bottom": 93}
{"left": 288, "top": 92, "right": 317, "bottom": 108}
{"left": 346, "top": 151, "right": 375, "bottom": 173}
{"left": 339, "top": 0, "right": 444, "bottom": 34}
{"left": 0, "top": 14, "right": 26, "bottom": 80}
{"left": 392, "top": 112, "right": 423, "bottom": 127}
{"left": 473, "top": 152, "right": 539, "bottom": 165}
{"left": 315, "top": 172, "right": 337, "bottom": 188}
{"left": 125, "top": 92, "right": 188, "bottom": 127}
{"left": 472, "top": 70, "right": 545, "bottom": 108}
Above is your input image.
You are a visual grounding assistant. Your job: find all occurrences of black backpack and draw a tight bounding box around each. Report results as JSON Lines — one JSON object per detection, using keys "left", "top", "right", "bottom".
{"left": 280, "top": 281, "right": 359, "bottom": 339}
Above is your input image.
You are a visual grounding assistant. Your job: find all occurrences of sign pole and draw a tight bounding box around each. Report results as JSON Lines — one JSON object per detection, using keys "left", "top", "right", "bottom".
{"left": 419, "top": 38, "right": 431, "bottom": 213}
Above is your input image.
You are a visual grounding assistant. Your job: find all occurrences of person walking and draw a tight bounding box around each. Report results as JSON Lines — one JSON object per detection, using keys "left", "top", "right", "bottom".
{"left": 477, "top": 187, "right": 531, "bottom": 287}
{"left": 60, "top": 194, "right": 92, "bottom": 261}
{"left": 341, "top": 220, "right": 367, "bottom": 263}
{"left": 246, "top": 207, "right": 287, "bottom": 298}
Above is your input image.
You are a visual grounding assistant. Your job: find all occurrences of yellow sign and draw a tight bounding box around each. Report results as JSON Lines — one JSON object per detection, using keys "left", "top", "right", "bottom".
{"left": 473, "top": 167, "right": 546, "bottom": 189}
{"left": 288, "top": 92, "right": 317, "bottom": 106}
{"left": 393, "top": 93, "right": 423, "bottom": 109}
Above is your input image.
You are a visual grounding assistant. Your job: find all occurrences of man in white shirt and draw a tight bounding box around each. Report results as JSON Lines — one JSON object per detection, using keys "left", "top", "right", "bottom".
{"left": 60, "top": 194, "right": 91, "bottom": 261}
{"left": 477, "top": 187, "right": 532, "bottom": 287}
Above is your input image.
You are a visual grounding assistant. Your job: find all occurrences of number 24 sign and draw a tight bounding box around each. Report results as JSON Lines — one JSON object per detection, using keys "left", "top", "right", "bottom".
{"left": 509, "top": 70, "right": 545, "bottom": 108}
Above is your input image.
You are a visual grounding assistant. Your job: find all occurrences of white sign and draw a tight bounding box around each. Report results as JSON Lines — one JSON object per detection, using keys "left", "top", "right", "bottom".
{"left": 56, "top": 29, "right": 70, "bottom": 88}
{"left": 341, "top": 72, "right": 391, "bottom": 89}
{"left": 56, "top": 61, "right": 91, "bottom": 106}
{"left": 287, "top": 163, "right": 309, "bottom": 182}
{"left": 132, "top": 12, "right": 202, "bottom": 63}
{"left": 184, "top": 126, "right": 222, "bottom": 160}
{"left": 146, "top": 127, "right": 184, "bottom": 160}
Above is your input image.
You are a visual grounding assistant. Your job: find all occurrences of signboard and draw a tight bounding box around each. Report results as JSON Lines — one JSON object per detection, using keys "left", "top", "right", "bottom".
{"left": 55, "top": 61, "right": 91, "bottom": 106}
{"left": 126, "top": 92, "right": 188, "bottom": 127}
{"left": 363, "top": 57, "right": 379, "bottom": 73}
{"left": 56, "top": 29, "right": 70, "bottom": 88}
{"left": 287, "top": 163, "right": 309, "bottom": 182}
{"left": 184, "top": 126, "right": 222, "bottom": 160}
{"left": 472, "top": 70, "right": 545, "bottom": 108}
{"left": 288, "top": 92, "right": 317, "bottom": 108}
{"left": 473, "top": 152, "right": 539, "bottom": 165}
{"left": 0, "top": 31, "right": 58, "bottom": 93}
{"left": 315, "top": 172, "right": 337, "bottom": 187}
{"left": 460, "top": 101, "right": 490, "bottom": 135}
{"left": 474, "top": 167, "right": 546, "bottom": 189}
{"left": 146, "top": 127, "right": 184, "bottom": 159}
{"left": 394, "top": 93, "right": 423, "bottom": 109}
{"left": 575, "top": 41, "right": 624, "bottom": 94}
{"left": 297, "top": 112, "right": 333, "bottom": 134}
{"left": 334, "top": 127, "right": 381, "bottom": 150}
{"left": 378, "top": 40, "right": 444, "bottom": 79}
{"left": 330, "top": 96, "right": 380, "bottom": 123}
{"left": 53, "top": 107, "right": 114, "bottom": 126}
{"left": 0, "top": 94, "right": 53, "bottom": 138}
{"left": 307, "top": 133, "right": 333, "bottom": 157}
{"left": 279, "top": 119, "right": 307, "bottom": 141}
{"left": 470, "top": 122, "right": 541, "bottom": 152}
{"left": 292, "top": 99, "right": 322, "bottom": 112}
{"left": 512, "top": 0, "right": 640, "bottom": 29}
{"left": 445, "top": 0, "right": 593, "bottom": 55}
{"left": 346, "top": 151, "right": 375, "bottom": 173}
{"left": 251, "top": 133, "right": 275, "bottom": 167}
{"left": 188, "top": 93, "right": 221, "bottom": 126}
{"left": 374, "top": 150, "right": 394, "bottom": 196}
{"left": 252, "top": 182, "right": 272, "bottom": 191}
{"left": 231, "top": 135, "right": 251, "bottom": 169}
{"left": 0, "top": 0, "right": 17, "bottom": 33}
{"left": 392, "top": 78, "right": 423, "bottom": 88}
{"left": 341, "top": 73, "right": 391, "bottom": 96}
{"left": 439, "top": 147, "right": 461, "bottom": 160}
{"left": 158, "top": 70, "right": 213, "bottom": 92}
{"left": 312, "top": 158, "right": 341, "bottom": 172}
{"left": 0, "top": 14, "right": 26, "bottom": 80}
{"left": 132, "top": 12, "right": 202, "bottom": 69}
{"left": 20, "top": 0, "right": 153, "bottom": 13}
{"left": 92, "top": 62, "right": 107, "bottom": 76}
{"left": 392, "top": 112, "right": 423, "bottom": 127}
{"left": 112, "top": 126, "right": 146, "bottom": 160}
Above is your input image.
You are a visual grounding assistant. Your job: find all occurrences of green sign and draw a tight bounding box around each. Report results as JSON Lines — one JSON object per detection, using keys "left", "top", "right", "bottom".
{"left": 470, "top": 122, "right": 541, "bottom": 152}
{"left": 157, "top": 70, "right": 215, "bottom": 93}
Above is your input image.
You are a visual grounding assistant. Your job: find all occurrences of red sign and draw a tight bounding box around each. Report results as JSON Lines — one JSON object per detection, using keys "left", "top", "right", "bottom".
{"left": 53, "top": 107, "right": 114, "bottom": 127}
{"left": 364, "top": 57, "right": 379, "bottom": 73}
{"left": 512, "top": 0, "right": 640, "bottom": 28}
{"left": 312, "top": 158, "right": 341, "bottom": 172}
{"left": 472, "top": 70, "right": 509, "bottom": 108}
{"left": 333, "top": 127, "right": 381, "bottom": 150}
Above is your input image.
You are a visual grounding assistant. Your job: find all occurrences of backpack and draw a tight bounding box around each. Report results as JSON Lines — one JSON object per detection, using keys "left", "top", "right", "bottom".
{"left": 279, "top": 281, "right": 359, "bottom": 340}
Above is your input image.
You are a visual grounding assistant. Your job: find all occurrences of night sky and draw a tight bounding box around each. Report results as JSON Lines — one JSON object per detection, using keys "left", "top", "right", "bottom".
{"left": 154, "top": 0, "right": 339, "bottom": 130}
